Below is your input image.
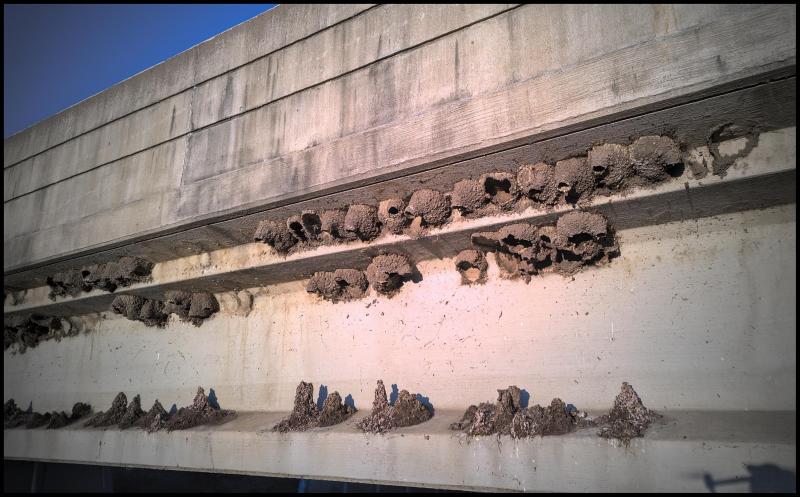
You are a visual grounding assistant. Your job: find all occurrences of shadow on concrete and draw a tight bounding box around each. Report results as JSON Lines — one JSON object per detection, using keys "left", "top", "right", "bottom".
{"left": 703, "top": 464, "right": 796, "bottom": 493}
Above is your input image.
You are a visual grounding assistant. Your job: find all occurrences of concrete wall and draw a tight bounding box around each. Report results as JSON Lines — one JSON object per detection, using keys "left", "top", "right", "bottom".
{"left": 4, "top": 4, "right": 797, "bottom": 491}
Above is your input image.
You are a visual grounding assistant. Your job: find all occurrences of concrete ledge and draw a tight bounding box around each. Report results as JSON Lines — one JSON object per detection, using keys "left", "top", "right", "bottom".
{"left": 4, "top": 410, "right": 795, "bottom": 492}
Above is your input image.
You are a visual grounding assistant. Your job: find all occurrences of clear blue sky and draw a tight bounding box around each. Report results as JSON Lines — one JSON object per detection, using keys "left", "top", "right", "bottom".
{"left": 4, "top": 4, "right": 277, "bottom": 138}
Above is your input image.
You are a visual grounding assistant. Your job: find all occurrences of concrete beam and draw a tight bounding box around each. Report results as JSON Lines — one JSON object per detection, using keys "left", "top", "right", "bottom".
{"left": 3, "top": 410, "right": 795, "bottom": 492}
{"left": 4, "top": 5, "right": 795, "bottom": 273}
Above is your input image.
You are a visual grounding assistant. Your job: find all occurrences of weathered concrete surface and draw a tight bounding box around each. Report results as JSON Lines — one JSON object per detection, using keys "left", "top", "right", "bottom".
{"left": 4, "top": 4, "right": 796, "bottom": 274}
{"left": 3, "top": 410, "right": 795, "bottom": 492}
{"left": 2, "top": 4, "right": 374, "bottom": 168}
{"left": 4, "top": 206, "right": 795, "bottom": 413}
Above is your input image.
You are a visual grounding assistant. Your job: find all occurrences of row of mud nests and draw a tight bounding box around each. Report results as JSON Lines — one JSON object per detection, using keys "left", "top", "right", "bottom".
{"left": 450, "top": 382, "right": 660, "bottom": 445}
{"left": 4, "top": 314, "right": 83, "bottom": 354}
{"left": 110, "top": 291, "right": 219, "bottom": 328}
{"left": 4, "top": 387, "right": 235, "bottom": 433}
{"left": 306, "top": 253, "right": 416, "bottom": 302}
{"left": 254, "top": 135, "right": 683, "bottom": 256}
{"left": 306, "top": 210, "right": 615, "bottom": 303}
{"left": 45, "top": 256, "right": 154, "bottom": 300}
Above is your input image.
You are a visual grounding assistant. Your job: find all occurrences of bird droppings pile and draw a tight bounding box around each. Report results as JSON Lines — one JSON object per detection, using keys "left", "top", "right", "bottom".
{"left": 454, "top": 250, "right": 488, "bottom": 285}
{"left": 46, "top": 257, "right": 154, "bottom": 299}
{"left": 365, "top": 254, "right": 414, "bottom": 296}
{"left": 595, "top": 382, "right": 661, "bottom": 445}
{"left": 356, "top": 380, "right": 433, "bottom": 434}
{"left": 273, "top": 381, "right": 356, "bottom": 433}
{"left": 136, "top": 400, "right": 171, "bottom": 433}
{"left": 450, "top": 386, "right": 590, "bottom": 438}
{"left": 112, "top": 291, "right": 219, "bottom": 327}
{"left": 85, "top": 392, "right": 129, "bottom": 428}
{"left": 118, "top": 395, "right": 146, "bottom": 430}
{"left": 4, "top": 314, "right": 76, "bottom": 353}
{"left": 164, "top": 387, "right": 236, "bottom": 431}
{"left": 306, "top": 269, "right": 369, "bottom": 303}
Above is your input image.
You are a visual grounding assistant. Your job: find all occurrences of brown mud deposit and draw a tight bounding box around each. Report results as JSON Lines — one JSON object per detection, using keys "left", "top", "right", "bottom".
{"left": 707, "top": 123, "right": 760, "bottom": 177}
{"left": 307, "top": 269, "right": 369, "bottom": 302}
{"left": 630, "top": 135, "right": 682, "bottom": 182}
{"left": 114, "top": 291, "right": 219, "bottom": 327}
{"left": 111, "top": 295, "right": 168, "bottom": 327}
{"left": 164, "top": 387, "right": 236, "bottom": 431}
{"left": 4, "top": 314, "right": 72, "bottom": 353}
{"left": 4, "top": 399, "right": 31, "bottom": 428}
{"left": 47, "top": 257, "right": 154, "bottom": 299}
{"left": 596, "top": 382, "right": 661, "bottom": 445}
{"left": 450, "top": 386, "right": 589, "bottom": 438}
{"left": 356, "top": 380, "right": 433, "bottom": 434}
{"left": 378, "top": 198, "right": 408, "bottom": 235}
{"left": 480, "top": 172, "right": 519, "bottom": 209}
{"left": 45, "top": 402, "right": 92, "bottom": 429}
{"left": 554, "top": 157, "right": 594, "bottom": 204}
{"left": 319, "top": 209, "right": 356, "bottom": 242}
{"left": 273, "top": 382, "right": 356, "bottom": 432}
{"left": 344, "top": 204, "right": 381, "bottom": 241}
{"left": 365, "top": 254, "right": 414, "bottom": 296}
{"left": 587, "top": 143, "right": 635, "bottom": 190}
{"left": 450, "top": 179, "right": 486, "bottom": 214}
{"left": 405, "top": 189, "right": 450, "bottom": 227}
{"left": 454, "top": 250, "right": 488, "bottom": 285}
{"left": 286, "top": 211, "right": 323, "bottom": 243}
{"left": 516, "top": 163, "right": 558, "bottom": 204}
{"left": 85, "top": 392, "right": 128, "bottom": 428}
{"left": 254, "top": 219, "right": 298, "bottom": 253}
{"left": 136, "top": 399, "right": 171, "bottom": 432}
{"left": 472, "top": 211, "right": 617, "bottom": 281}
{"left": 118, "top": 395, "right": 146, "bottom": 429}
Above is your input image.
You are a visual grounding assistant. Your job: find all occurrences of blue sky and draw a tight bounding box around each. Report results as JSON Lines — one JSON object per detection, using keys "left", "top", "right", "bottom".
{"left": 4, "top": 4, "right": 276, "bottom": 138}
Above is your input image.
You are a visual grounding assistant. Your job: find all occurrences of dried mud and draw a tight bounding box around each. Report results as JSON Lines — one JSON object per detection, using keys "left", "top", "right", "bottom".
{"left": 480, "top": 172, "right": 519, "bottom": 209}
{"left": 356, "top": 380, "right": 432, "bottom": 434}
{"left": 118, "top": 395, "right": 146, "bottom": 430}
{"left": 378, "top": 198, "right": 408, "bottom": 235}
{"left": 630, "top": 135, "right": 682, "bottom": 182}
{"left": 365, "top": 254, "right": 414, "bottom": 296}
{"left": 307, "top": 269, "right": 369, "bottom": 303}
{"left": 472, "top": 211, "right": 617, "bottom": 281}
{"left": 450, "top": 179, "right": 487, "bottom": 214}
{"left": 405, "top": 189, "right": 451, "bottom": 227}
{"left": 344, "top": 204, "right": 381, "bottom": 241}
{"left": 587, "top": 143, "right": 634, "bottom": 190}
{"left": 254, "top": 219, "right": 298, "bottom": 253}
{"left": 454, "top": 250, "right": 488, "bottom": 285}
{"left": 273, "top": 381, "right": 356, "bottom": 432}
{"left": 554, "top": 157, "right": 594, "bottom": 204}
{"left": 85, "top": 392, "right": 128, "bottom": 428}
{"left": 596, "top": 382, "right": 661, "bottom": 445}
{"left": 136, "top": 400, "right": 171, "bottom": 433}
{"left": 47, "top": 257, "right": 154, "bottom": 299}
{"left": 114, "top": 291, "right": 219, "bottom": 327}
{"left": 450, "top": 386, "right": 589, "bottom": 438}
{"left": 164, "top": 387, "right": 236, "bottom": 431}
{"left": 516, "top": 163, "right": 558, "bottom": 204}
{"left": 4, "top": 314, "right": 76, "bottom": 353}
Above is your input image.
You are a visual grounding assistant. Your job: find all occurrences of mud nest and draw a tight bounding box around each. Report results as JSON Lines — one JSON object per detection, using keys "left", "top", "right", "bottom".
{"left": 365, "top": 254, "right": 414, "bottom": 296}
{"left": 46, "top": 257, "right": 154, "bottom": 299}
{"left": 4, "top": 314, "right": 74, "bottom": 353}
{"left": 307, "top": 269, "right": 369, "bottom": 303}
{"left": 454, "top": 250, "right": 488, "bottom": 285}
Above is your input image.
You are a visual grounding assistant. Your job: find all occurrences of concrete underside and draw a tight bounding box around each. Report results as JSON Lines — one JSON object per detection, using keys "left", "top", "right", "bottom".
{"left": 4, "top": 4, "right": 796, "bottom": 492}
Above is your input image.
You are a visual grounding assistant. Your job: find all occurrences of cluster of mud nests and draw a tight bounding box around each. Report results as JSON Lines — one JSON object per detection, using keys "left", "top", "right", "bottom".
{"left": 4, "top": 399, "right": 91, "bottom": 429}
{"left": 254, "top": 136, "right": 682, "bottom": 255}
{"left": 470, "top": 211, "right": 617, "bottom": 282}
{"left": 450, "top": 382, "right": 659, "bottom": 445}
{"left": 46, "top": 256, "right": 154, "bottom": 300}
{"left": 273, "top": 381, "right": 356, "bottom": 432}
{"left": 356, "top": 380, "right": 433, "bottom": 434}
{"left": 4, "top": 314, "right": 78, "bottom": 353}
{"left": 110, "top": 291, "right": 219, "bottom": 327}
{"left": 80, "top": 387, "right": 235, "bottom": 432}
{"left": 307, "top": 253, "right": 415, "bottom": 302}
